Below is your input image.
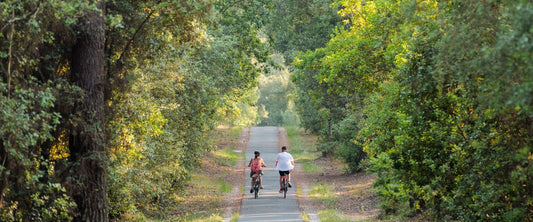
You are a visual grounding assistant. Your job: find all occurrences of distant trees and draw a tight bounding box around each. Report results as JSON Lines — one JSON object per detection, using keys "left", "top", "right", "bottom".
{"left": 253, "top": 0, "right": 342, "bottom": 127}
{"left": 0, "top": 0, "right": 268, "bottom": 220}
{"left": 263, "top": 0, "right": 342, "bottom": 128}
{"left": 255, "top": 54, "right": 292, "bottom": 126}
{"left": 288, "top": 0, "right": 532, "bottom": 220}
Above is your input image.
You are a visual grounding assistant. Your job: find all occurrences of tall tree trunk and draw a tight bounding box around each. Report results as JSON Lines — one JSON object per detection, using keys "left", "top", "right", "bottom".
{"left": 69, "top": 1, "right": 108, "bottom": 221}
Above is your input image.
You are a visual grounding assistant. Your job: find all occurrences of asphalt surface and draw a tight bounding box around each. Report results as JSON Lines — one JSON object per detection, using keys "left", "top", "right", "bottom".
{"left": 238, "top": 127, "right": 303, "bottom": 222}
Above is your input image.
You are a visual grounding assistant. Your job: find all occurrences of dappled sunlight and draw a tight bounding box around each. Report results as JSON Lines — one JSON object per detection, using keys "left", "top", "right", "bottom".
{"left": 345, "top": 177, "right": 375, "bottom": 197}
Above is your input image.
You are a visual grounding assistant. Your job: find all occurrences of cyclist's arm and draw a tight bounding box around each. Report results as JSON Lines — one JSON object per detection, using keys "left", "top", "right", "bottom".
{"left": 261, "top": 159, "right": 266, "bottom": 167}
{"left": 290, "top": 154, "right": 295, "bottom": 166}
{"left": 288, "top": 154, "right": 295, "bottom": 169}
{"left": 248, "top": 158, "right": 252, "bottom": 167}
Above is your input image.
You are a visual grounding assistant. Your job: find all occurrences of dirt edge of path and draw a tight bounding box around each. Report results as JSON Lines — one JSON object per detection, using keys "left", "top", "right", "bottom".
{"left": 223, "top": 127, "right": 250, "bottom": 221}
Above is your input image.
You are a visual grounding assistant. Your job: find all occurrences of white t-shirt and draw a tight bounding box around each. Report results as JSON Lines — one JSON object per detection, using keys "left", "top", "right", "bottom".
{"left": 276, "top": 152, "right": 294, "bottom": 171}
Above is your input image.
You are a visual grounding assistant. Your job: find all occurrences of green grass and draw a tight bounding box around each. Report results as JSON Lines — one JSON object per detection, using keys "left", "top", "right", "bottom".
{"left": 302, "top": 162, "right": 323, "bottom": 173}
{"left": 318, "top": 209, "right": 351, "bottom": 222}
{"left": 284, "top": 125, "right": 320, "bottom": 162}
{"left": 218, "top": 178, "right": 232, "bottom": 193}
{"left": 319, "top": 210, "right": 380, "bottom": 222}
{"left": 284, "top": 125, "right": 322, "bottom": 173}
{"left": 213, "top": 146, "right": 238, "bottom": 166}
{"left": 284, "top": 125, "right": 305, "bottom": 152}
{"left": 309, "top": 182, "right": 337, "bottom": 208}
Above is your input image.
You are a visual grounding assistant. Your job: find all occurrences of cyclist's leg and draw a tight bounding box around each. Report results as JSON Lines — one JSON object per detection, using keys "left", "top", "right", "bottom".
{"left": 287, "top": 170, "right": 292, "bottom": 187}
{"left": 250, "top": 171, "right": 254, "bottom": 187}
{"left": 250, "top": 171, "right": 255, "bottom": 193}
{"left": 278, "top": 171, "right": 284, "bottom": 192}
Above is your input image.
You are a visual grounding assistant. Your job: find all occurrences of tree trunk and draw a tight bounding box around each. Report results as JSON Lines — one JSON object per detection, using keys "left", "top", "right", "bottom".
{"left": 69, "top": 1, "right": 108, "bottom": 221}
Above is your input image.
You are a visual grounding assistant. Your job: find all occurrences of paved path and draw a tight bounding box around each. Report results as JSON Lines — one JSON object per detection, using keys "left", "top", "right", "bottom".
{"left": 238, "top": 127, "right": 303, "bottom": 222}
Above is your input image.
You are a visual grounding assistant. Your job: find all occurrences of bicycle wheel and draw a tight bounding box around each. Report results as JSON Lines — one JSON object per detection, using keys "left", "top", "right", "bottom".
{"left": 254, "top": 180, "right": 259, "bottom": 199}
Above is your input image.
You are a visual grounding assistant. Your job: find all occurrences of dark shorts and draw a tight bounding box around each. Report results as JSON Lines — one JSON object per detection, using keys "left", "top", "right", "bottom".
{"left": 250, "top": 170, "right": 263, "bottom": 178}
{"left": 278, "top": 170, "right": 290, "bottom": 176}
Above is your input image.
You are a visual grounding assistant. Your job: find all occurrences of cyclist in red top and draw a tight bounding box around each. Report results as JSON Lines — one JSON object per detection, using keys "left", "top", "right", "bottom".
{"left": 248, "top": 151, "right": 266, "bottom": 193}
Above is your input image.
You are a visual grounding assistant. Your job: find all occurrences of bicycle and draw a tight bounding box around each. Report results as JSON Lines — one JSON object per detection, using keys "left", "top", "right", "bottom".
{"left": 281, "top": 173, "right": 289, "bottom": 198}
{"left": 252, "top": 173, "right": 261, "bottom": 199}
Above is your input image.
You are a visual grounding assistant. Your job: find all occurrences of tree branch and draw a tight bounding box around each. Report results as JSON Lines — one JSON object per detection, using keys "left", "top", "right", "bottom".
{"left": 113, "top": 0, "right": 162, "bottom": 68}
{"left": 0, "top": 1, "right": 41, "bottom": 33}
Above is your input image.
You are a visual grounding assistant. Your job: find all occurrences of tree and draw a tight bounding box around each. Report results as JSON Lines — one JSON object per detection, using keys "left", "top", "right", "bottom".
{"left": 105, "top": 0, "right": 271, "bottom": 218}
{"left": 292, "top": 0, "right": 401, "bottom": 160}
{"left": 68, "top": 1, "right": 108, "bottom": 220}
{"left": 1, "top": 1, "right": 82, "bottom": 220}
{"left": 290, "top": 0, "right": 532, "bottom": 219}
{"left": 265, "top": 0, "right": 341, "bottom": 64}
{"left": 359, "top": 0, "right": 533, "bottom": 219}
{"left": 0, "top": 0, "right": 223, "bottom": 220}
{"left": 264, "top": 0, "right": 341, "bottom": 131}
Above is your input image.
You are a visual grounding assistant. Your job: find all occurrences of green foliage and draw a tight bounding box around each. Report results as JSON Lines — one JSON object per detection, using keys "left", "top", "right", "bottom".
{"left": 105, "top": 0, "right": 272, "bottom": 219}
{"left": 291, "top": 0, "right": 401, "bottom": 158}
{"left": 265, "top": 0, "right": 342, "bottom": 64}
{"left": 291, "top": 0, "right": 533, "bottom": 220}
{"left": 266, "top": 0, "right": 341, "bottom": 132}
{"left": 2, "top": 0, "right": 270, "bottom": 220}
{"left": 0, "top": 80, "right": 75, "bottom": 221}
{"left": 333, "top": 114, "right": 366, "bottom": 173}
{"left": 290, "top": 67, "right": 325, "bottom": 135}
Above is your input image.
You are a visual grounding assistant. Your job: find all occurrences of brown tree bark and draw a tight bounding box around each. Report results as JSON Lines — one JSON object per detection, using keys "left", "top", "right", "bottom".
{"left": 69, "top": 1, "right": 108, "bottom": 221}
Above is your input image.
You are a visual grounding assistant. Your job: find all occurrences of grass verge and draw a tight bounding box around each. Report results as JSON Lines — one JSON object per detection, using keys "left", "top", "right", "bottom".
{"left": 212, "top": 146, "right": 238, "bottom": 166}
{"left": 284, "top": 125, "right": 320, "bottom": 162}
{"left": 302, "top": 162, "right": 323, "bottom": 173}
{"left": 309, "top": 182, "right": 337, "bottom": 208}
{"left": 318, "top": 209, "right": 352, "bottom": 222}
{"left": 167, "top": 126, "right": 244, "bottom": 221}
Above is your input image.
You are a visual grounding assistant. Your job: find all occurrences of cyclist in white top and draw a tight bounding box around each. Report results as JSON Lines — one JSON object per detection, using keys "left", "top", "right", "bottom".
{"left": 275, "top": 146, "right": 294, "bottom": 192}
